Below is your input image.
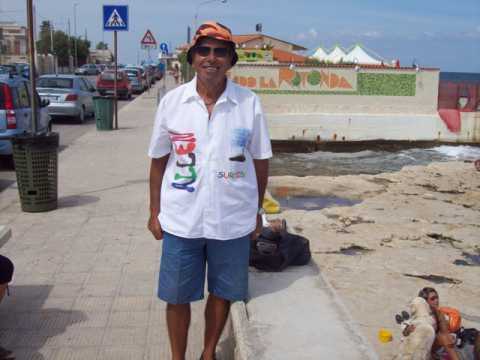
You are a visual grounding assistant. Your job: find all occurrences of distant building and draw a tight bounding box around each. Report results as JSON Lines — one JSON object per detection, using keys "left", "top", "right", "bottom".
{"left": 232, "top": 34, "right": 307, "bottom": 53}
{"left": 233, "top": 34, "right": 307, "bottom": 64}
{"left": 0, "top": 21, "right": 29, "bottom": 64}
{"left": 88, "top": 49, "right": 114, "bottom": 64}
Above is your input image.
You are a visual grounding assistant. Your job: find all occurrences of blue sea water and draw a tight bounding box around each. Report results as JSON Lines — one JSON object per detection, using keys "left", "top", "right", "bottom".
{"left": 440, "top": 72, "right": 480, "bottom": 84}
{"left": 271, "top": 145, "right": 480, "bottom": 176}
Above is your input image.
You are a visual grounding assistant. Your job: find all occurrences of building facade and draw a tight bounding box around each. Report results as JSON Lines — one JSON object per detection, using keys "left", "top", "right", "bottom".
{"left": 0, "top": 22, "right": 28, "bottom": 64}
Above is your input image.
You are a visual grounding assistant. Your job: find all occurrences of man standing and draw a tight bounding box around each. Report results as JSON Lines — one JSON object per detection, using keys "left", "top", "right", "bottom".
{"left": 147, "top": 21, "right": 272, "bottom": 360}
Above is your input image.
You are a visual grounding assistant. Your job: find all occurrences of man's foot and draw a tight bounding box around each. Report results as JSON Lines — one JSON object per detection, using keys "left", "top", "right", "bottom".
{"left": 199, "top": 354, "right": 216, "bottom": 360}
{"left": 0, "top": 346, "right": 13, "bottom": 359}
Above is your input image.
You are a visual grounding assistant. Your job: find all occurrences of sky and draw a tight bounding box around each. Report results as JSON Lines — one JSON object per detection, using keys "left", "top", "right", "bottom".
{"left": 1, "top": 0, "right": 479, "bottom": 72}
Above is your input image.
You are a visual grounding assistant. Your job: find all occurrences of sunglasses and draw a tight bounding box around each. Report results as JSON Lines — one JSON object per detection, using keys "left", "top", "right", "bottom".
{"left": 194, "top": 46, "right": 230, "bottom": 58}
{"left": 428, "top": 295, "right": 438, "bottom": 301}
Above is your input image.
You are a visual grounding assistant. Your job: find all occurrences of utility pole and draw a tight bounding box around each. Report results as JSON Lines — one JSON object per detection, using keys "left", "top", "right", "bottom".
{"left": 67, "top": 18, "right": 72, "bottom": 72}
{"left": 49, "top": 21, "right": 56, "bottom": 74}
{"left": 73, "top": 3, "right": 78, "bottom": 68}
{"left": 26, "top": 0, "right": 37, "bottom": 133}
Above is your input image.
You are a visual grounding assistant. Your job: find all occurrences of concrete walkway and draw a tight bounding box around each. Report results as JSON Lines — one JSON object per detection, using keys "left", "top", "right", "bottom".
{"left": 0, "top": 78, "right": 236, "bottom": 360}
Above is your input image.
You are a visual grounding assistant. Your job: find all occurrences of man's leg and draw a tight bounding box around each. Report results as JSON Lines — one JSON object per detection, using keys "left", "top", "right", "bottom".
{"left": 203, "top": 236, "right": 250, "bottom": 359}
{"left": 166, "top": 303, "right": 191, "bottom": 360}
{"left": 202, "top": 294, "right": 230, "bottom": 359}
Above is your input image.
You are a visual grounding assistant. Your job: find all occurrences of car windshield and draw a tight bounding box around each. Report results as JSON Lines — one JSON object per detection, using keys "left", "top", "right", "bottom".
{"left": 100, "top": 72, "right": 124, "bottom": 81}
{"left": 125, "top": 70, "right": 138, "bottom": 76}
{"left": 37, "top": 78, "right": 73, "bottom": 89}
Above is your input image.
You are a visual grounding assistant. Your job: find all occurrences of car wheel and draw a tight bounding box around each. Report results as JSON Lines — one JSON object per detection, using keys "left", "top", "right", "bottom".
{"left": 77, "top": 106, "right": 85, "bottom": 124}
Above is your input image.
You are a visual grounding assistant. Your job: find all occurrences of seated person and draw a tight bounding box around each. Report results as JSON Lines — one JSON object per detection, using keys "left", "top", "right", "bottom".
{"left": 0, "top": 254, "right": 14, "bottom": 360}
{"left": 405, "top": 287, "right": 480, "bottom": 360}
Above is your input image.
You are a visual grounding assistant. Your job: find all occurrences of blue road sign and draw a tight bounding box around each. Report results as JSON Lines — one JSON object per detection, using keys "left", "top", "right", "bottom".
{"left": 103, "top": 5, "right": 129, "bottom": 31}
{"left": 160, "top": 43, "right": 168, "bottom": 55}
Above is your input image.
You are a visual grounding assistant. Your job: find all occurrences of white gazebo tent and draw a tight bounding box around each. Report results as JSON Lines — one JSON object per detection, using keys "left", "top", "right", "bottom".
{"left": 344, "top": 44, "right": 383, "bottom": 65}
{"left": 312, "top": 46, "right": 328, "bottom": 61}
{"left": 324, "top": 45, "right": 347, "bottom": 63}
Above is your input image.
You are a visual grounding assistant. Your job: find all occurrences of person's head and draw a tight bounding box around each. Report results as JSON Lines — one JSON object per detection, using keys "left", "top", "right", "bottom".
{"left": 187, "top": 21, "right": 238, "bottom": 82}
{"left": 418, "top": 287, "right": 439, "bottom": 309}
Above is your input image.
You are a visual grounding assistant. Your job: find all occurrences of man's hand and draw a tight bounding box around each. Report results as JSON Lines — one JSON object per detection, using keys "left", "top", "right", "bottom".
{"left": 148, "top": 214, "right": 163, "bottom": 240}
{"left": 250, "top": 214, "right": 262, "bottom": 240}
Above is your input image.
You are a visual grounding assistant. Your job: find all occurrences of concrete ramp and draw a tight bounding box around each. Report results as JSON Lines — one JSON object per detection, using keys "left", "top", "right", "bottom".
{"left": 231, "top": 263, "right": 378, "bottom": 360}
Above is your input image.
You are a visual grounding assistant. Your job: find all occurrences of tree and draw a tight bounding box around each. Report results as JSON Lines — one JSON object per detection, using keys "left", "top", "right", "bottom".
{"left": 36, "top": 20, "right": 53, "bottom": 55}
{"left": 96, "top": 42, "right": 108, "bottom": 50}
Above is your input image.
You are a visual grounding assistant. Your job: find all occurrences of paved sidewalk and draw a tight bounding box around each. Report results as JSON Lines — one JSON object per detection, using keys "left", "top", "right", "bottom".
{"left": 0, "top": 78, "right": 234, "bottom": 360}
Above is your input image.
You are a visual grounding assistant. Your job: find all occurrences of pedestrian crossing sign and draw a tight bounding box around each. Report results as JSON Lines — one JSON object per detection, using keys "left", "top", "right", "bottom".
{"left": 103, "top": 5, "right": 129, "bottom": 31}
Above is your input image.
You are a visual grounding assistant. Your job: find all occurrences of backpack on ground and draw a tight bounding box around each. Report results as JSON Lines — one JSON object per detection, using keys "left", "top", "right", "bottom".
{"left": 249, "top": 225, "right": 311, "bottom": 272}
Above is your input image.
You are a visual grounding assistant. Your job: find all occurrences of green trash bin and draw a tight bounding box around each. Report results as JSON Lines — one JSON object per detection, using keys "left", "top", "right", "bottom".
{"left": 93, "top": 96, "right": 114, "bottom": 131}
{"left": 11, "top": 132, "right": 59, "bottom": 212}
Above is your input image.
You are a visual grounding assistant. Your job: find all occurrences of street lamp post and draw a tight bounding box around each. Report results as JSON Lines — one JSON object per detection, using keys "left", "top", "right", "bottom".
{"left": 73, "top": 2, "right": 78, "bottom": 68}
{"left": 193, "top": 0, "right": 227, "bottom": 32}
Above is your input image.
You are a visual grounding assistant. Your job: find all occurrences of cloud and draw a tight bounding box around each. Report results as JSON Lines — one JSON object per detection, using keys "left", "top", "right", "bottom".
{"left": 294, "top": 28, "right": 318, "bottom": 42}
{"left": 295, "top": 32, "right": 307, "bottom": 41}
{"left": 362, "top": 31, "right": 382, "bottom": 39}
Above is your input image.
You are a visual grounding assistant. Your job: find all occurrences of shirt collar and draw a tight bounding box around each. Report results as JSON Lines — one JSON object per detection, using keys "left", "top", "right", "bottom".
{"left": 181, "top": 76, "right": 238, "bottom": 106}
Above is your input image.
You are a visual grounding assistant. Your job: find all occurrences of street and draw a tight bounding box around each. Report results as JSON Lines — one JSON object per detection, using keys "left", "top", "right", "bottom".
{"left": 0, "top": 88, "right": 138, "bottom": 193}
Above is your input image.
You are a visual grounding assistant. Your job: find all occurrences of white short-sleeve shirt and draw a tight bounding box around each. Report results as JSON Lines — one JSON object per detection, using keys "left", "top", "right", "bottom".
{"left": 148, "top": 77, "right": 272, "bottom": 240}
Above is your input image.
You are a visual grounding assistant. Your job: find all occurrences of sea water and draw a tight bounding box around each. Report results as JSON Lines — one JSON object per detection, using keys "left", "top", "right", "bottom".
{"left": 270, "top": 145, "right": 480, "bottom": 177}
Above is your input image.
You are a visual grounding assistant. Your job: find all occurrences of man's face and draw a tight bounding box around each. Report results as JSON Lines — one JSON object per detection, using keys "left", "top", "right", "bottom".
{"left": 191, "top": 38, "right": 233, "bottom": 83}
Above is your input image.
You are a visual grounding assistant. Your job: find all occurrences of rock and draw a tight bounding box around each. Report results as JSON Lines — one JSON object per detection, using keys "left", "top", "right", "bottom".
{"left": 422, "top": 193, "right": 436, "bottom": 200}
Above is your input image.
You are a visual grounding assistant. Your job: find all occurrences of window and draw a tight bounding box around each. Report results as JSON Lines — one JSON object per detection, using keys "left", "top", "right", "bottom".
{"left": 78, "top": 79, "right": 88, "bottom": 91}
{"left": 16, "top": 82, "right": 30, "bottom": 108}
{"left": 0, "top": 84, "right": 5, "bottom": 109}
{"left": 100, "top": 72, "right": 123, "bottom": 81}
{"left": 37, "top": 78, "right": 73, "bottom": 89}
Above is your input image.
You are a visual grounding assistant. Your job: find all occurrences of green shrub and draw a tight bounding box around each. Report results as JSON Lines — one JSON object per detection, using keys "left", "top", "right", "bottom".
{"left": 358, "top": 73, "right": 416, "bottom": 96}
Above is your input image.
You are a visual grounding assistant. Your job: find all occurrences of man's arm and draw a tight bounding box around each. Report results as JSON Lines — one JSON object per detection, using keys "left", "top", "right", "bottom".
{"left": 148, "top": 155, "right": 169, "bottom": 240}
{"left": 252, "top": 159, "right": 269, "bottom": 239}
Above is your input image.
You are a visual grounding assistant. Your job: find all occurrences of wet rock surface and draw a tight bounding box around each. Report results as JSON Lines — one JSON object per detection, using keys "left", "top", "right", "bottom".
{"left": 267, "top": 161, "right": 480, "bottom": 359}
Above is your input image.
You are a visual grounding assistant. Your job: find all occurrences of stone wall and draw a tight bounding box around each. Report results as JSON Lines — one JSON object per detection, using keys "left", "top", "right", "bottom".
{"left": 229, "top": 64, "right": 440, "bottom": 115}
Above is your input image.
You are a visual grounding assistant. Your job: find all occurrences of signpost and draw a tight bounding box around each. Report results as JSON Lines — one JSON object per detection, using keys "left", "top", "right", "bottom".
{"left": 140, "top": 30, "right": 157, "bottom": 91}
{"left": 103, "top": 5, "right": 129, "bottom": 130}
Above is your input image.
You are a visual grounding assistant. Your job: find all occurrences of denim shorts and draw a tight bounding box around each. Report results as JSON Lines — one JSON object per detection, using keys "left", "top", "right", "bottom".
{"left": 158, "top": 232, "right": 250, "bottom": 304}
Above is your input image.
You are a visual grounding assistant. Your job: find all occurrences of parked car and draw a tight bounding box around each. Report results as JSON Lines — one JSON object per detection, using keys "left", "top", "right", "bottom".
{"left": 124, "top": 68, "right": 144, "bottom": 94}
{"left": 0, "top": 74, "right": 51, "bottom": 157}
{"left": 36, "top": 75, "right": 97, "bottom": 123}
{"left": 74, "top": 63, "right": 99, "bottom": 76}
{"left": 125, "top": 66, "right": 148, "bottom": 91}
{"left": 96, "top": 70, "right": 132, "bottom": 100}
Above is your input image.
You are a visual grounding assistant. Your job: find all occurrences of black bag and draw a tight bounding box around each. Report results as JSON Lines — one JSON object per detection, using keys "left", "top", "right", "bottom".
{"left": 249, "top": 227, "right": 311, "bottom": 272}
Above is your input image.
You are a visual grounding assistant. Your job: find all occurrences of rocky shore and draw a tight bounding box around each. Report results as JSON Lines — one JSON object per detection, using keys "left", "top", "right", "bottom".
{"left": 267, "top": 160, "right": 480, "bottom": 359}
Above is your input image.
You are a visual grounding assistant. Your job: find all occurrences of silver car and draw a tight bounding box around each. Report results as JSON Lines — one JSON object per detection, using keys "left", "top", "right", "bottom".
{"left": 37, "top": 75, "right": 97, "bottom": 123}
{"left": 75, "top": 63, "right": 99, "bottom": 76}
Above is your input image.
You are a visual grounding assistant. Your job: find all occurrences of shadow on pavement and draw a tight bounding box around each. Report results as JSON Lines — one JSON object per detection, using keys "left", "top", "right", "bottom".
{"left": 58, "top": 194, "right": 100, "bottom": 208}
{"left": 0, "top": 285, "right": 87, "bottom": 359}
{"left": 248, "top": 261, "right": 321, "bottom": 299}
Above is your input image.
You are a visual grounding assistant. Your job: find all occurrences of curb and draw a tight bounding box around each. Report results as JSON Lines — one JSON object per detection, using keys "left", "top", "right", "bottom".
{"left": 229, "top": 267, "right": 379, "bottom": 360}
{"left": 230, "top": 301, "right": 253, "bottom": 360}
{"left": 0, "top": 225, "right": 11, "bottom": 248}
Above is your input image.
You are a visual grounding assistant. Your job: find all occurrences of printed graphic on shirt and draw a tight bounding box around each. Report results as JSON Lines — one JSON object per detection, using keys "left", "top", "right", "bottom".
{"left": 169, "top": 131, "right": 197, "bottom": 192}
{"left": 229, "top": 128, "right": 250, "bottom": 162}
{"left": 217, "top": 171, "right": 246, "bottom": 180}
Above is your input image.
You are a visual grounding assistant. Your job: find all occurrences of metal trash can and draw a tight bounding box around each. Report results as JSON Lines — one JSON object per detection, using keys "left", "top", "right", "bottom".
{"left": 11, "top": 132, "right": 59, "bottom": 212}
{"left": 93, "top": 96, "right": 114, "bottom": 131}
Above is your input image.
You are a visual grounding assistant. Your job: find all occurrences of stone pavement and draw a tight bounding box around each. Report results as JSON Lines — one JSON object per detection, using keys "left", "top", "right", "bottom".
{"left": 0, "top": 77, "right": 234, "bottom": 360}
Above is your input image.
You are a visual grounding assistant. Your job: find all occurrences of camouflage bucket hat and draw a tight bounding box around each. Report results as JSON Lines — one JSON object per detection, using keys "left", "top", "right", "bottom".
{"left": 187, "top": 21, "right": 238, "bottom": 66}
